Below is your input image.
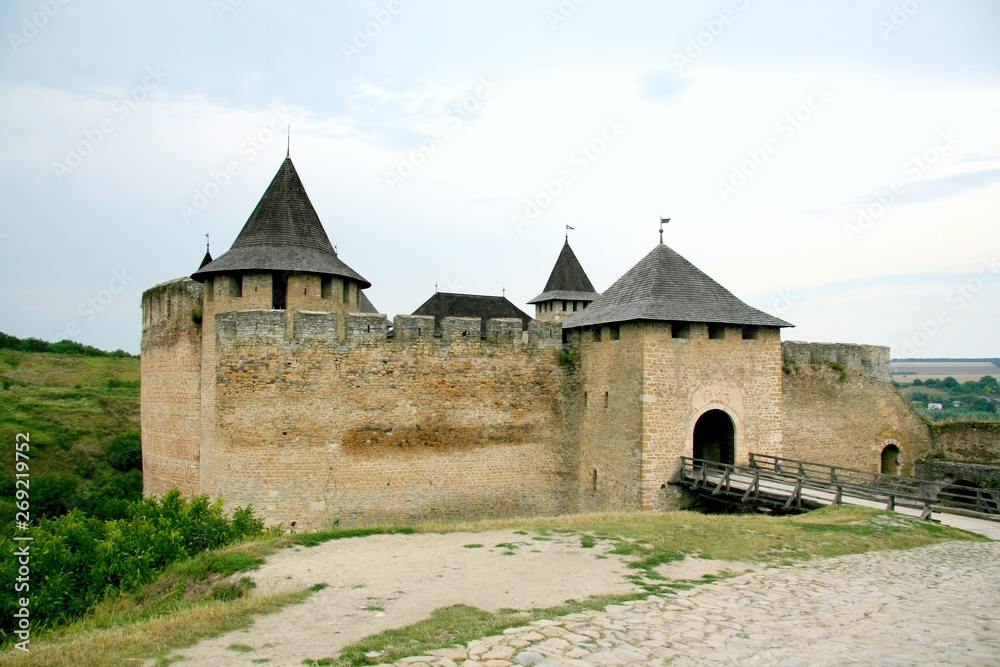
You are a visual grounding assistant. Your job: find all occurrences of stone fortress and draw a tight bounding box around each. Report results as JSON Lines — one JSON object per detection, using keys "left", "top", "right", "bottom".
{"left": 141, "top": 157, "right": 974, "bottom": 529}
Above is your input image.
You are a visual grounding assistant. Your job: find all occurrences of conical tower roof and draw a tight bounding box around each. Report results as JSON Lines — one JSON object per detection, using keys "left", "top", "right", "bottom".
{"left": 191, "top": 157, "right": 370, "bottom": 287}
{"left": 527, "top": 240, "right": 601, "bottom": 304}
{"left": 563, "top": 243, "right": 792, "bottom": 329}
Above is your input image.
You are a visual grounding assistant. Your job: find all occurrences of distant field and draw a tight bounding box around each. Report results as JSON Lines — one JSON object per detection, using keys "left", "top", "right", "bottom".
{"left": 891, "top": 361, "right": 999, "bottom": 382}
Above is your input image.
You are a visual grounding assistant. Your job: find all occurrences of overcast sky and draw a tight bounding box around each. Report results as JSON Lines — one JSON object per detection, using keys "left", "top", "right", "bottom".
{"left": 1, "top": 0, "right": 998, "bottom": 357}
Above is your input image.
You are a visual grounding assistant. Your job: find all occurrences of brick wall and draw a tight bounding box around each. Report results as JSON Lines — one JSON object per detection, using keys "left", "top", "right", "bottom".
{"left": 140, "top": 278, "right": 203, "bottom": 496}
{"left": 199, "top": 311, "right": 573, "bottom": 528}
{"left": 781, "top": 341, "right": 933, "bottom": 474}
{"left": 640, "top": 323, "right": 784, "bottom": 510}
{"left": 574, "top": 325, "right": 644, "bottom": 513}
{"left": 929, "top": 422, "right": 1000, "bottom": 464}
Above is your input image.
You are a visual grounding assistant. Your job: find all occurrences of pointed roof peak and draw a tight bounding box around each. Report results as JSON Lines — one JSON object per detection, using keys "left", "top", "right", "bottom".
{"left": 527, "top": 239, "right": 601, "bottom": 305}
{"left": 191, "top": 158, "right": 369, "bottom": 287}
{"left": 563, "top": 242, "right": 792, "bottom": 329}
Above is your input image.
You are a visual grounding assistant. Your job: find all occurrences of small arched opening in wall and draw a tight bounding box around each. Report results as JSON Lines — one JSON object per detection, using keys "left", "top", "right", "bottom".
{"left": 693, "top": 409, "right": 736, "bottom": 465}
{"left": 880, "top": 442, "right": 901, "bottom": 475}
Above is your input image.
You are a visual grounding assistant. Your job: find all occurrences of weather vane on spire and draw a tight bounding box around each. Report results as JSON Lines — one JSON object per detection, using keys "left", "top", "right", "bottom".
{"left": 565, "top": 224, "right": 575, "bottom": 242}
{"left": 659, "top": 217, "right": 670, "bottom": 245}
{"left": 205, "top": 233, "right": 210, "bottom": 252}
{"left": 286, "top": 125, "right": 290, "bottom": 158}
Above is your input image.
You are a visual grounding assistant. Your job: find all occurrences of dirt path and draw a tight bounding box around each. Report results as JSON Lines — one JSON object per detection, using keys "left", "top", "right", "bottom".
{"left": 166, "top": 530, "right": 654, "bottom": 665}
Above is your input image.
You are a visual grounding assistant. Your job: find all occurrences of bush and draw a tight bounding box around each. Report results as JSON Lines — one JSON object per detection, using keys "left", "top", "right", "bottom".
{"left": 0, "top": 490, "right": 266, "bottom": 640}
{"left": 106, "top": 431, "right": 142, "bottom": 471}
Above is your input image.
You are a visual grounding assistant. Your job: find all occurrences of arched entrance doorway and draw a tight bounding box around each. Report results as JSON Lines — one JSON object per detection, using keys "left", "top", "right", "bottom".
{"left": 693, "top": 410, "right": 735, "bottom": 465}
{"left": 880, "top": 444, "right": 901, "bottom": 475}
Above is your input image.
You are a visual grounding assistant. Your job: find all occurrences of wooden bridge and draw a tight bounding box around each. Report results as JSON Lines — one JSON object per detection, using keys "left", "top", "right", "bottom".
{"left": 671, "top": 454, "right": 999, "bottom": 521}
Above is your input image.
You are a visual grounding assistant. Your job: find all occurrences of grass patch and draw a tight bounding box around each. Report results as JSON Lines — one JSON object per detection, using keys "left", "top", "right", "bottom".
{"left": 228, "top": 643, "right": 254, "bottom": 653}
{"left": 580, "top": 535, "right": 597, "bottom": 548}
{"left": 334, "top": 597, "right": 630, "bottom": 666}
{"left": 463, "top": 543, "right": 483, "bottom": 549}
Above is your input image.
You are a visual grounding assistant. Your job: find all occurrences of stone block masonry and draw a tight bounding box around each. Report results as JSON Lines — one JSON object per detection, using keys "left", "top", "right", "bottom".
{"left": 781, "top": 341, "right": 932, "bottom": 474}
{"left": 143, "top": 279, "right": 988, "bottom": 529}
{"left": 200, "top": 309, "right": 572, "bottom": 528}
{"left": 141, "top": 278, "right": 204, "bottom": 496}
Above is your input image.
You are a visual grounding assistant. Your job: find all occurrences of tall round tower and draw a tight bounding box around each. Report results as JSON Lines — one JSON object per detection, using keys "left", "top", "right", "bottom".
{"left": 189, "top": 156, "right": 372, "bottom": 506}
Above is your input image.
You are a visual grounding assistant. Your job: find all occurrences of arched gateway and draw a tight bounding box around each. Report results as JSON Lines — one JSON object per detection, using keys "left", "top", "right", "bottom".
{"left": 693, "top": 409, "right": 736, "bottom": 465}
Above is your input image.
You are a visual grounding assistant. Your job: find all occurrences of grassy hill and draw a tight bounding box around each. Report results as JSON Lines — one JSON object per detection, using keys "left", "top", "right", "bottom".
{"left": 0, "top": 343, "right": 142, "bottom": 522}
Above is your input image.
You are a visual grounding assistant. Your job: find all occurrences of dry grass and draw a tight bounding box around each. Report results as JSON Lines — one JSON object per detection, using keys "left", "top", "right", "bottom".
{"left": 0, "top": 590, "right": 310, "bottom": 667}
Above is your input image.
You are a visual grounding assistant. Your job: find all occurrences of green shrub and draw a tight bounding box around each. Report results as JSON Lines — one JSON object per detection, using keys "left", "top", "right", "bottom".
{"left": 0, "top": 490, "right": 266, "bottom": 641}
{"left": 106, "top": 430, "right": 142, "bottom": 471}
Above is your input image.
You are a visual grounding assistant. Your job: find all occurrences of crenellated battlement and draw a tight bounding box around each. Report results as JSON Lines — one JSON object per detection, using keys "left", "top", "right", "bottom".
{"left": 213, "top": 310, "right": 565, "bottom": 350}
{"left": 782, "top": 340, "right": 891, "bottom": 382}
{"left": 142, "top": 278, "right": 204, "bottom": 335}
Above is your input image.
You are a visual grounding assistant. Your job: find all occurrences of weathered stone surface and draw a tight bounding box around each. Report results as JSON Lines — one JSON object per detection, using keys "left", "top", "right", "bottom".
{"left": 376, "top": 541, "right": 999, "bottom": 667}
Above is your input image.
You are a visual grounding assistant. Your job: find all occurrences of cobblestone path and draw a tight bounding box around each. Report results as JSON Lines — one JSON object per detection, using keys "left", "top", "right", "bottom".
{"left": 382, "top": 540, "right": 999, "bottom": 667}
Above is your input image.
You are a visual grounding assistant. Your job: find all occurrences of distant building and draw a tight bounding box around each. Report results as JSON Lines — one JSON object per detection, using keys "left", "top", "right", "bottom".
{"left": 928, "top": 403, "right": 944, "bottom": 410}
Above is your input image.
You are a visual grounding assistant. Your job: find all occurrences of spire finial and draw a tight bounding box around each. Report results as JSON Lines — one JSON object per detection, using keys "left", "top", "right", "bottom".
{"left": 659, "top": 217, "right": 670, "bottom": 245}
{"left": 205, "top": 233, "right": 210, "bottom": 252}
{"left": 565, "top": 224, "right": 575, "bottom": 242}
{"left": 286, "top": 125, "right": 290, "bottom": 158}
{"left": 503, "top": 287, "right": 506, "bottom": 297}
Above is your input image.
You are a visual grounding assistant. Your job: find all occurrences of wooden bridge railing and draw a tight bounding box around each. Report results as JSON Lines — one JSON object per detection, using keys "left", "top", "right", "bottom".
{"left": 673, "top": 456, "right": 937, "bottom": 518}
{"left": 748, "top": 454, "right": 999, "bottom": 516}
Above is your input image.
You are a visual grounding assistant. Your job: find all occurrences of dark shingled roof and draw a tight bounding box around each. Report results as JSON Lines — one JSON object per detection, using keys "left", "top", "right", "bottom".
{"left": 359, "top": 291, "right": 378, "bottom": 314}
{"left": 412, "top": 292, "right": 532, "bottom": 330}
{"left": 563, "top": 243, "right": 793, "bottom": 329}
{"left": 191, "top": 157, "right": 370, "bottom": 287}
{"left": 528, "top": 241, "right": 601, "bottom": 304}
{"left": 198, "top": 250, "right": 213, "bottom": 269}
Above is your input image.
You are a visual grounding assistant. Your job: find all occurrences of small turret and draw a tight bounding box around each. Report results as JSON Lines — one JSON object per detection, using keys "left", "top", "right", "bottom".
{"left": 528, "top": 240, "right": 601, "bottom": 321}
{"left": 190, "top": 157, "right": 372, "bottom": 336}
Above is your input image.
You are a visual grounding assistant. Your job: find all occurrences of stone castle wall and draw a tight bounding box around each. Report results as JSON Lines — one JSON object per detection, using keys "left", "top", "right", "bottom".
{"left": 640, "top": 324, "right": 784, "bottom": 510}
{"left": 781, "top": 341, "right": 933, "bottom": 474}
{"left": 928, "top": 422, "right": 1000, "bottom": 464}
{"left": 198, "top": 310, "right": 573, "bottom": 528}
{"left": 140, "top": 278, "right": 204, "bottom": 496}
{"left": 574, "top": 325, "right": 645, "bottom": 514}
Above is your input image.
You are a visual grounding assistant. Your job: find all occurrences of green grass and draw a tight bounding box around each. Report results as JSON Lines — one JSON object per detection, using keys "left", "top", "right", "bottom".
{"left": 0, "top": 350, "right": 142, "bottom": 522}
